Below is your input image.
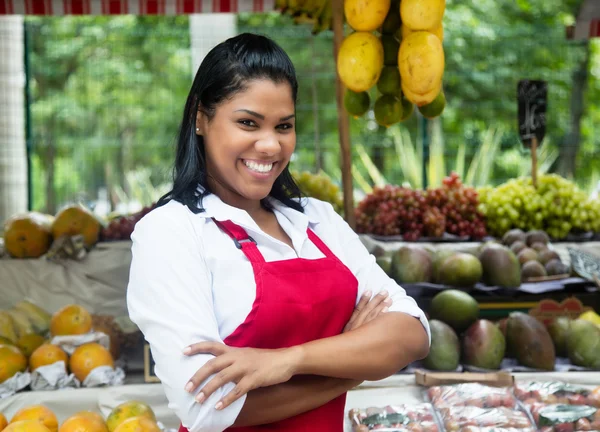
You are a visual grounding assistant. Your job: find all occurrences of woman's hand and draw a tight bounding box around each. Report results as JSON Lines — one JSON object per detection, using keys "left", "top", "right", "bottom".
{"left": 343, "top": 290, "right": 392, "bottom": 333}
{"left": 183, "top": 343, "right": 301, "bottom": 410}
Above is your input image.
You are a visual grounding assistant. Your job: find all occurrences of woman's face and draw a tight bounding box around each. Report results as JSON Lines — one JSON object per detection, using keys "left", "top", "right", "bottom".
{"left": 197, "top": 79, "right": 296, "bottom": 208}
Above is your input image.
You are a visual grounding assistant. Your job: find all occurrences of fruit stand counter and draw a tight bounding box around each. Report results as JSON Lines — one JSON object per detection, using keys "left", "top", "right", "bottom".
{"left": 1, "top": 373, "right": 600, "bottom": 431}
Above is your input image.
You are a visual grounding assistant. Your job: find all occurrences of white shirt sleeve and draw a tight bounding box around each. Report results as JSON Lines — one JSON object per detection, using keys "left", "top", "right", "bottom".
{"left": 126, "top": 205, "right": 246, "bottom": 432}
{"left": 312, "top": 200, "right": 431, "bottom": 344}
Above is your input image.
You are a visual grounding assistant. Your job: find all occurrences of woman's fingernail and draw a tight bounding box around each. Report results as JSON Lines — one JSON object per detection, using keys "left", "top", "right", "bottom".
{"left": 380, "top": 290, "right": 388, "bottom": 296}
{"left": 363, "top": 290, "right": 372, "bottom": 298}
{"left": 196, "top": 392, "right": 205, "bottom": 403}
{"left": 183, "top": 346, "right": 192, "bottom": 355}
{"left": 382, "top": 307, "right": 389, "bottom": 313}
{"left": 185, "top": 382, "right": 194, "bottom": 393}
{"left": 215, "top": 401, "right": 223, "bottom": 410}
{"left": 384, "top": 297, "right": 393, "bottom": 305}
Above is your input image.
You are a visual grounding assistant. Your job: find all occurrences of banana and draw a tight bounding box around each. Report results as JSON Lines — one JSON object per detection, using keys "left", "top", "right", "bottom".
{"left": 6, "top": 309, "right": 35, "bottom": 338}
{"left": 312, "top": 0, "right": 332, "bottom": 34}
{"left": 14, "top": 300, "right": 51, "bottom": 335}
{"left": 0, "top": 311, "right": 18, "bottom": 342}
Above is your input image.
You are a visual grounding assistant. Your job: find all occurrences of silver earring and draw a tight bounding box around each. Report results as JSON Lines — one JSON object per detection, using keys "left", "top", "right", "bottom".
{"left": 196, "top": 127, "right": 200, "bottom": 132}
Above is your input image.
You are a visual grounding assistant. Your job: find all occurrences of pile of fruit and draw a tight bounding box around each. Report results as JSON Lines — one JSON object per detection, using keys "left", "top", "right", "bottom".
{"left": 274, "top": 0, "right": 333, "bottom": 35}
{"left": 339, "top": 0, "right": 446, "bottom": 126}
{"left": 478, "top": 174, "right": 600, "bottom": 240}
{"left": 0, "top": 400, "right": 161, "bottom": 432}
{"left": 423, "top": 289, "right": 600, "bottom": 372}
{"left": 292, "top": 170, "right": 344, "bottom": 215}
{"left": 356, "top": 173, "right": 486, "bottom": 241}
{"left": 100, "top": 204, "right": 156, "bottom": 241}
{"left": 0, "top": 301, "right": 124, "bottom": 387}
{"left": 3, "top": 205, "right": 101, "bottom": 259}
{"left": 349, "top": 403, "right": 440, "bottom": 432}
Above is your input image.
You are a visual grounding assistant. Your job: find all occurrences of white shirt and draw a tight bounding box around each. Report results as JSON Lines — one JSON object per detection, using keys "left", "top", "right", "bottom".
{"left": 127, "top": 193, "right": 430, "bottom": 432}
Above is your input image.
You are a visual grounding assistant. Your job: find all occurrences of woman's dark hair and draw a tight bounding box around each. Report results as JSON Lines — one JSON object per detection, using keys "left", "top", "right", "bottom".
{"left": 157, "top": 33, "right": 304, "bottom": 214}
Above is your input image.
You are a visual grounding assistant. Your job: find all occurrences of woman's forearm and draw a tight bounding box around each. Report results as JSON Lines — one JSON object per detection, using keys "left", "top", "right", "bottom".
{"left": 291, "top": 312, "right": 429, "bottom": 381}
{"left": 232, "top": 376, "right": 360, "bottom": 427}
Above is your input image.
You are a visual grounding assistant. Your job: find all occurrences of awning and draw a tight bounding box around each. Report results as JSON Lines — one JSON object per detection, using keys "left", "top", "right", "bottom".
{"left": 0, "top": 0, "right": 274, "bottom": 15}
{"left": 568, "top": 0, "right": 600, "bottom": 40}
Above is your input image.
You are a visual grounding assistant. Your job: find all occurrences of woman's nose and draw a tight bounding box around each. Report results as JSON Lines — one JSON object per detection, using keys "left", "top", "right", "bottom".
{"left": 254, "top": 132, "right": 281, "bottom": 155}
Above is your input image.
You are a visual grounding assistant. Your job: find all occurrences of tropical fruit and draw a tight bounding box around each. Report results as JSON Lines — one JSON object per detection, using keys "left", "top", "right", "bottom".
{"left": 106, "top": 402, "right": 156, "bottom": 432}
{"left": 526, "top": 230, "right": 550, "bottom": 246}
{"left": 538, "top": 249, "right": 560, "bottom": 265}
{"left": 0, "top": 344, "right": 27, "bottom": 383}
{"left": 502, "top": 229, "right": 526, "bottom": 246}
{"left": 429, "top": 289, "right": 479, "bottom": 333}
{"left": 113, "top": 417, "right": 160, "bottom": 432}
{"left": 59, "top": 415, "right": 108, "bottom": 432}
{"left": 431, "top": 249, "right": 456, "bottom": 283}
{"left": 462, "top": 319, "right": 506, "bottom": 370}
{"left": 14, "top": 301, "right": 52, "bottom": 334}
{"left": 72, "top": 412, "right": 106, "bottom": 427}
{"left": 400, "top": 0, "right": 445, "bottom": 31}
{"left": 423, "top": 320, "right": 460, "bottom": 371}
{"left": 4, "top": 421, "right": 51, "bottom": 432}
{"left": 0, "top": 412, "right": 7, "bottom": 430}
{"left": 510, "top": 241, "right": 527, "bottom": 255}
{"left": 16, "top": 334, "right": 45, "bottom": 358}
{"left": 69, "top": 343, "right": 114, "bottom": 382}
{"left": 390, "top": 246, "right": 432, "bottom": 283}
{"left": 374, "top": 95, "right": 403, "bottom": 127}
{"left": 3, "top": 212, "right": 55, "bottom": 258}
{"left": 52, "top": 205, "right": 101, "bottom": 249}
{"left": 517, "top": 248, "right": 538, "bottom": 265}
{"left": 436, "top": 252, "right": 482, "bottom": 288}
{"left": 545, "top": 259, "right": 570, "bottom": 276}
{"left": 0, "top": 312, "right": 18, "bottom": 342}
{"left": 579, "top": 310, "right": 600, "bottom": 326}
{"left": 547, "top": 316, "right": 570, "bottom": 357}
{"left": 10, "top": 405, "right": 58, "bottom": 432}
{"left": 402, "top": 80, "right": 441, "bottom": 107}
{"left": 5, "top": 310, "right": 35, "bottom": 338}
{"left": 506, "top": 312, "right": 555, "bottom": 370}
{"left": 376, "top": 255, "right": 392, "bottom": 276}
{"left": 401, "top": 23, "right": 443, "bottom": 42}
{"left": 567, "top": 318, "right": 600, "bottom": 369}
{"left": 337, "top": 32, "right": 384, "bottom": 92}
{"left": 398, "top": 31, "right": 444, "bottom": 95}
{"left": 377, "top": 66, "right": 401, "bottom": 96}
{"left": 343, "top": 89, "right": 370, "bottom": 118}
{"left": 478, "top": 243, "right": 521, "bottom": 288}
{"left": 418, "top": 90, "right": 446, "bottom": 119}
{"left": 345, "top": 0, "right": 390, "bottom": 31}
{"left": 50, "top": 304, "right": 92, "bottom": 336}
{"left": 29, "top": 344, "right": 69, "bottom": 372}
{"left": 399, "top": 96, "right": 414, "bottom": 121}
{"left": 521, "top": 260, "right": 547, "bottom": 280}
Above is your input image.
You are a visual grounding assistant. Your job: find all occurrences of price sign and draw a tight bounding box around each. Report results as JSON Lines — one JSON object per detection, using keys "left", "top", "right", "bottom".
{"left": 517, "top": 79, "right": 547, "bottom": 148}
{"left": 144, "top": 344, "right": 160, "bottom": 383}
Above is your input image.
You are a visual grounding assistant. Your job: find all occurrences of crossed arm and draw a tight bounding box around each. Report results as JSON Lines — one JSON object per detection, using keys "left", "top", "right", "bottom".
{"left": 184, "top": 293, "right": 430, "bottom": 427}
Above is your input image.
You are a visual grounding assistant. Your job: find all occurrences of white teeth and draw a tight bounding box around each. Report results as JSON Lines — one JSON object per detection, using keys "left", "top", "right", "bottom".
{"left": 244, "top": 160, "right": 273, "bottom": 173}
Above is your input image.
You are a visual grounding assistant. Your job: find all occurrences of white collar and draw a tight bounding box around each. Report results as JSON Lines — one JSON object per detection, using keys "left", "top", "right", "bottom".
{"left": 193, "top": 189, "right": 320, "bottom": 234}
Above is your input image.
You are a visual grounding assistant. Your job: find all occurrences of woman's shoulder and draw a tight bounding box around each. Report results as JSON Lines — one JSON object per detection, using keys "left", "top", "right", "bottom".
{"left": 297, "top": 197, "right": 342, "bottom": 225}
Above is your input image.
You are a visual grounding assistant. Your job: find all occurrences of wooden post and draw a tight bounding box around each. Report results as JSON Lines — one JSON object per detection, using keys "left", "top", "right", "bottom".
{"left": 531, "top": 136, "right": 538, "bottom": 188}
{"left": 331, "top": 0, "right": 356, "bottom": 229}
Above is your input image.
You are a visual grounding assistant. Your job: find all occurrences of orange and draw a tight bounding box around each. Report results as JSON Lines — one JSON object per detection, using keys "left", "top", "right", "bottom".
{"left": 10, "top": 405, "right": 58, "bottom": 432}
{"left": 50, "top": 305, "right": 92, "bottom": 337}
{"left": 17, "top": 334, "right": 46, "bottom": 358}
{"left": 29, "top": 344, "right": 69, "bottom": 372}
{"left": 0, "top": 413, "right": 7, "bottom": 430}
{"left": 4, "top": 420, "right": 51, "bottom": 432}
{"left": 59, "top": 416, "right": 107, "bottom": 432}
{"left": 113, "top": 417, "right": 160, "bottom": 432}
{"left": 72, "top": 412, "right": 105, "bottom": 427}
{"left": 69, "top": 343, "right": 114, "bottom": 382}
{"left": 106, "top": 402, "right": 156, "bottom": 432}
{"left": 0, "top": 344, "right": 27, "bottom": 384}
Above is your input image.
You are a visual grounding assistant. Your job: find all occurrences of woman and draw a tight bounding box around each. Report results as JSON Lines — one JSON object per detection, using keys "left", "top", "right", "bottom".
{"left": 127, "top": 33, "right": 430, "bottom": 432}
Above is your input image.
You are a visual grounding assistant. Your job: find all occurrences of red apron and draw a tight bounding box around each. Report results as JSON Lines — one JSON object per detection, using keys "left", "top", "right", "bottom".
{"left": 179, "top": 218, "right": 358, "bottom": 431}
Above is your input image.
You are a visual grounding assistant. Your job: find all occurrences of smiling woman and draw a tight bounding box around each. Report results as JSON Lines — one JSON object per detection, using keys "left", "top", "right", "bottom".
{"left": 126, "top": 33, "right": 430, "bottom": 432}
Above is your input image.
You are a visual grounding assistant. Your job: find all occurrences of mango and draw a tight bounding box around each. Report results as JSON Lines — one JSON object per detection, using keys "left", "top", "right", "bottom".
{"left": 567, "top": 319, "right": 600, "bottom": 369}
{"left": 390, "top": 245, "right": 432, "bottom": 283}
{"left": 462, "top": 319, "right": 506, "bottom": 370}
{"left": 506, "top": 312, "right": 555, "bottom": 370}
{"left": 479, "top": 243, "right": 521, "bottom": 288}
{"left": 437, "top": 252, "right": 483, "bottom": 288}
{"left": 429, "top": 289, "right": 479, "bottom": 333}
{"left": 423, "top": 320, "right": 460, "bottom": 371}
{"left": 547, "top": 316, "right": 571, "bottom": 357}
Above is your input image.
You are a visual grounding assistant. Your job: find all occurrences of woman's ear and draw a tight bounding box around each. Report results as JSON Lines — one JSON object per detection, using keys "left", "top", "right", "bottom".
{"left": 195, "top": 111, "right": 205, "bottom": 135}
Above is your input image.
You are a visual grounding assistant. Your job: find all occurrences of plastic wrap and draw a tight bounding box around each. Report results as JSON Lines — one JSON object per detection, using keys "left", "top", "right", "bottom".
{"left": 349, "top": 403, "right": 441, "bottom": 432}
{"left": 0, "top": 372, "right": 31, "bottom": 398}
{"left": 426, "top": 383, "right": 517, "bottom": 409}
{"left": 436, "top": 405, "right": 535, "bottom": 432}
{"left": 524, "top": 403, "right": 600, "bottom": 432}
{"left": 514, "top": 381, "right": 600, "bottom": 407}
{"left": 30, "top": 361, "right": 80, "bottom": 391}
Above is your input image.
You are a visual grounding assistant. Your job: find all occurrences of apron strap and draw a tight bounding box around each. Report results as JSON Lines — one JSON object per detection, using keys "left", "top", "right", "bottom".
{"left": 307, "top": 229, "right": 336, "bottom": 259}
{"left": 211, "top": 218, "right": 265, "bottom": 263}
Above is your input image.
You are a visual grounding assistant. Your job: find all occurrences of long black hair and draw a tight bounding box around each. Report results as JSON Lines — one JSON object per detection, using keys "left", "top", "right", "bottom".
{"left": 157, "top": 33, "right": 304, "bottom": 214}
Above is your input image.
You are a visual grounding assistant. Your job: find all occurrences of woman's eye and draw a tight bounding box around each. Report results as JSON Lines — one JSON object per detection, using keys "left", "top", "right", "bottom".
{"left": 238, "top": 119, "right": 257, "bottom": 127}
{"left": 277, "top": 123, "right": 294, "bottom": 131}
